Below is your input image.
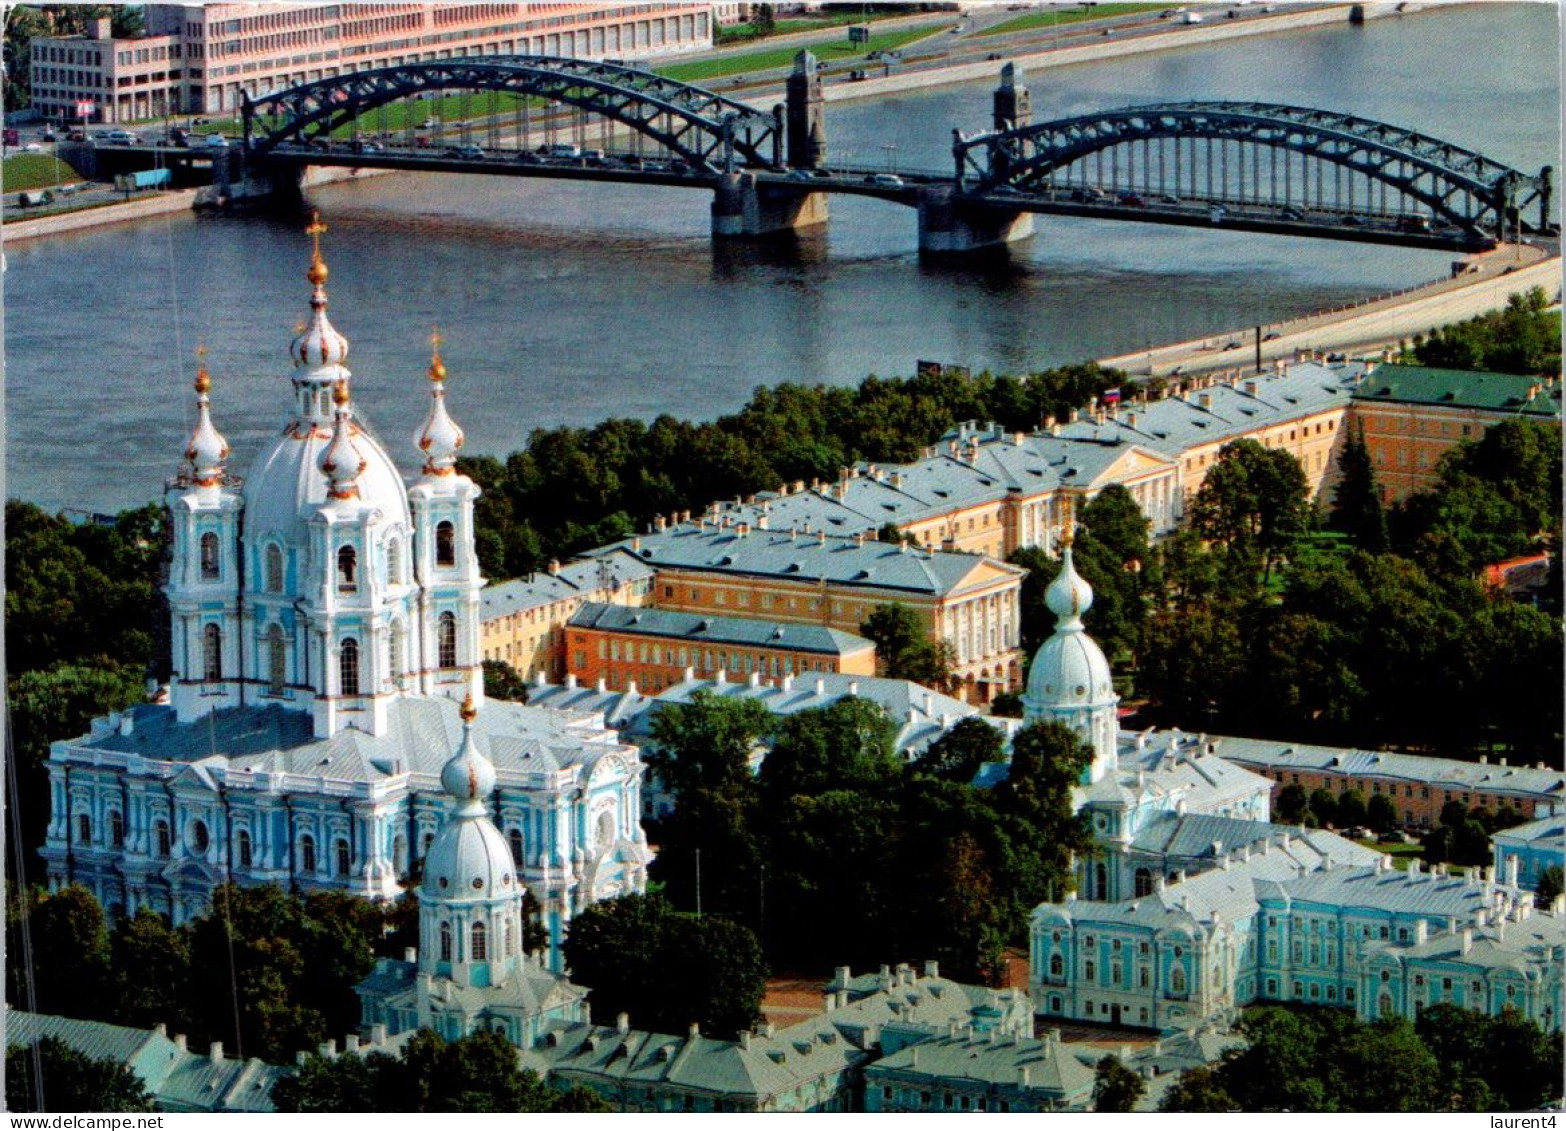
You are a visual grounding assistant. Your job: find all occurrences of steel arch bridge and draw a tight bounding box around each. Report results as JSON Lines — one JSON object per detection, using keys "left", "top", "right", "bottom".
{"left": 242, "top": 57, "right": 782, "bottom": 172}
{"left": 955, "top": 101, "right": 1556, "bottom": 241}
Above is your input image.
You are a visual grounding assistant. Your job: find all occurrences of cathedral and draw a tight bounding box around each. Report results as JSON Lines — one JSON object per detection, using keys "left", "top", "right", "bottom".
{"left": 39, "top": 219, "right": 652, "bottom": 967}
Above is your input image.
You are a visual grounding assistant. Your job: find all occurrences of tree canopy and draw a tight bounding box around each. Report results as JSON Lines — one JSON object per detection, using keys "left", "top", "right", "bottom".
{"left": 6, "top": 1037, "right": 155, "bottom": 1113}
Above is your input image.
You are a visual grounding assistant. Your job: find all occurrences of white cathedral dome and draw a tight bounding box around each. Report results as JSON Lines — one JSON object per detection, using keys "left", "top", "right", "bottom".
{"left": 422, "top": 698, "right": 519, "bottom": 905}
{"left": 242, "top": 222, "right": 411, "bottom": 545}
{"left": 1024, "top": 545, "right": 1115, "bottom": 710}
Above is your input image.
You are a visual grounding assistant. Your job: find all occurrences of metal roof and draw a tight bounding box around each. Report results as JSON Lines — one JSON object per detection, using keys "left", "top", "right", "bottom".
{"left": 1353, "top": 364, "right": 1563, "bottom": 417}
{"left": 568, "top": 602, "right": 873, "bottom": 656}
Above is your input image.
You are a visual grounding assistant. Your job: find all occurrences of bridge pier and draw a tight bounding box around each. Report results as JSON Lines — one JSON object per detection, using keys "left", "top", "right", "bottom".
{"left": 916, "top": 185, "right": 1033, "bottom": 255}
{"left": 711, "top": 172, "right": 828, "bottom": 239}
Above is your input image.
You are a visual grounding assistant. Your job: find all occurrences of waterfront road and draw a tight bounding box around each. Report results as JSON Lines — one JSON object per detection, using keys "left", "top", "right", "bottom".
{"left": 1100, "top": 242, "right": 1562, "bottom": 378}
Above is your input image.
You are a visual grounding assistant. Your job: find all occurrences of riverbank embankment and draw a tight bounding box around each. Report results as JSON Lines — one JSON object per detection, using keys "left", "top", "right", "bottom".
{"left": 1100, "top": 244, "right": 1563, "bottom": 377}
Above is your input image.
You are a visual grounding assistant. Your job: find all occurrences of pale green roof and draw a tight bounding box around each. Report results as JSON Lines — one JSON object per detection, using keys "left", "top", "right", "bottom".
{"left": 1353, "top": 364, "right": 1563, "bottom": 417}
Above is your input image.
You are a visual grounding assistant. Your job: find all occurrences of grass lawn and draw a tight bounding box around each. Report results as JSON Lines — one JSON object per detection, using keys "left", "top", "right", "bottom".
{"left": 976, "top": 3, "right": 1170, "bottom": 37}
{"left": 717, "top": 12, "right": 901, "bottom": 45}
{"left": 2, "top": 152, "right": 90, "bottom": 191}
{"left": 657, "top": 24, "right": 946, "bottom": 84}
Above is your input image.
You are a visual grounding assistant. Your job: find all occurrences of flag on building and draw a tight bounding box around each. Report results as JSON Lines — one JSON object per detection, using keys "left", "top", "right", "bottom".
{"left": 1101, "top": 388, "right": 1122, "bottom": 405}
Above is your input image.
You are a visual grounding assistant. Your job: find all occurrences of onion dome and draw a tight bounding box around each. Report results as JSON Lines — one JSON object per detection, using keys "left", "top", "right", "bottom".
{"left": 422, "top": 696, "right": 517, "bottom": 904}
{"left": 319, "top": 380, "right": 366, "bottom": 500}
{"left": 1044, "top": 542, "right": 1094, "bottom": 629}
{"left": 184, "top": 349, "right": 230, "bottom": 486}
{"left": 289, "top": 212, "right": 349, "bottom": 371}
{"left": 416, "top": 331, "right": 465, "bottom": 476}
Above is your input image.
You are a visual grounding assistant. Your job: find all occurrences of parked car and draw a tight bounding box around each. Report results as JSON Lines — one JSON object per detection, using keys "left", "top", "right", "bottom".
{"left": 867, "top": 173, "right": 904, "bottom": 187}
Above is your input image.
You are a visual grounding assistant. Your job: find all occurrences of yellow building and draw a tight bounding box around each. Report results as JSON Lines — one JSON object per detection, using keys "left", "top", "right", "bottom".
{"left": 479, "top": 555, "right": 654, "bottom": 682}
{"left": 591, "top": 523, "right": 1026, "bottom": 703}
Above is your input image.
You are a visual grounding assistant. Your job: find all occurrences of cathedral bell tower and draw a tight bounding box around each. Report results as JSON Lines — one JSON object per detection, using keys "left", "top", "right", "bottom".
{"left": 408, "top": 332, "right": 486, "bottom": 708}
{"left": 167, "top": 350, "right": 245, "bottom": 722}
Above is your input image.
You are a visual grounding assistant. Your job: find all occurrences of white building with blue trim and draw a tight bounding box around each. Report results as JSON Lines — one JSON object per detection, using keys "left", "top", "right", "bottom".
{"left": 39, "top": 222, "right": 651, "bottom": 967}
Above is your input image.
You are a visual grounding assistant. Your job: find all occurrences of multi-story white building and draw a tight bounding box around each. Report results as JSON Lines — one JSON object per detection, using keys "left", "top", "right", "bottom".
{"left": 30, "top": 3, "right": 715, "bottom": 123}
{"left": 39, "top": 221, "right": 651, "bottom": 969}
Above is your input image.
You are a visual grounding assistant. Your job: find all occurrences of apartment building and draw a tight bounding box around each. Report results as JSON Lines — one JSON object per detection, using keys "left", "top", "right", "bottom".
{"left": 480, "top": 555, "right": 655, "bottom": 682}
{"left": 30, "top": 3, "right": 714, "bottom": 123}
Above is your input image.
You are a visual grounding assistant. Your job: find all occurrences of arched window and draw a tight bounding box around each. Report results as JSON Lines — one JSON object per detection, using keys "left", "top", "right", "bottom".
{"left": 386, "top": 538, "right": 402, "bottom": 585}
{"left": 190, "top": 820, "right": 210, "bottom": 854}
{"left": 439, "top": 920, "right": 453, "bottom": 963}
{"left": 505, "top": 918, "right": 516, "bottom": 958}
{"left": 340, "top": 638, "right": 360, "bottom": 696}
{"left": 77, "top": 813, "right": 92, "bottom": 845}
{"left": 436, "top": 521, "right": 456, "bottom": 567}
{"left": 237, "top": 829, "right": 253, "bottom": 868}
{"left": 471, "top": 921, "right": 488, "bottom": 961}
{"left": 422, "top": 831, "right": 435, "bottom": 859}
{"left": 337, "top": 545, "right": 357, "bottom": 592}
{"left": 300, "top": 833, "right": 317, "bottom": 873}
{"left": 265, "top": 543, "right": 284, "bottom": 592}
{"left": 200, "top": 531, "right": 220, "bottom": 579}
{"left": 508, "top": 828, "right": 524, "bottom": 866}
{"left": 393, "top": 834, "right": 408, "bottom": 876}
{"left": 1134, "top": 868, "right": 1153, "bottom": 898}
{"left": 109, "top": 811, "right": 125, "bottom": 848}
{"left": 155, "top": 819, "right": 171, "bottom": 857}
{"left": 438, "top": 613, "right": 457, "bottom": 669}
{"left": 335, "top": 838, "right": 351, "bottom": 877}
{"left": 203, "top": 623, "right": 222, "bottom": 681}
{"left": 1049, "top": 953, "right": 1063, "bottom": 978}
{"left": 1171, "top": 966, "right": 1187, "bottom": 996}
{"left": 267, "top": 623, "right": 286, "bottom": 694}
{"left": 1094, "top": 861, "right": 1108, "bottom": 900}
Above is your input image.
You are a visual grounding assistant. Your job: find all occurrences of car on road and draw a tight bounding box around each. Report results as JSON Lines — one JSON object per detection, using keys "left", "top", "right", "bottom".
{"left": 786, "top": 169, "right": 814, "bottom": 181}
{"left": 1280, "top": 207, "right": 1303, "bottom": 220}
{"left": 1157, "top": 194, "right": 1181, "bottom": 204}
{"left": 421, "top": 117, "right": 438, "bottom": 129}
{"left": 867, "top": 173, "right": 904, "bottom": 188}
{"left": 452, "top": 144, "right": 485, "bottom": 159}
{"left": 542, "top": 142, "right": 581, "bottom": 159}
{"left": 100, "top": 129, "right": 139, "bottom": 145}
{"left": 991, "top": 184, "right": 1021, "bottom": 196}
{"left": 39, "top": 128, "right": 57, "bottom": 141}
{"left": 582, "top": 148, "right": 607, "bottom": 164}
{"left": 1222, "top": 340, "right": 1242, "bottom": 351}
{"left": 1118, "top": 191, "right": 1145, "bottom": 207}
{"left": 1263, "top": 331, "right": 1282, "bottom": 341}
{"left": 1071, "top": 187, "right": 1109, "bottom": 202}
{"left": 205, "top": 133, "right": 229, "bottom": 148}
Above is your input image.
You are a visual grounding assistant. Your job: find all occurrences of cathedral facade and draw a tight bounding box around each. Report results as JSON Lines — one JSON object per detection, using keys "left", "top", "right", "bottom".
{"left": 39, "top": 220, "right": 651, "bottom": 966}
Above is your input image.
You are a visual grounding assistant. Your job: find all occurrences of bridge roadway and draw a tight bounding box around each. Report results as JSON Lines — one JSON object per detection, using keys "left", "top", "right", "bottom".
{"left": 251, "top": 139, "right": 1496, "bottom": 252}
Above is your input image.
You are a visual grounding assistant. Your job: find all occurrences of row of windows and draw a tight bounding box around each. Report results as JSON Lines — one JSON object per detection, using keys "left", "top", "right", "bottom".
{"left": 436, "top": 917, "right": 516, "bottom": 963}
{"left": 199, "top": 612, "right": 458, "bottom": 688}
{"left": 197, "top": 523, "right": 456, "bottom": 586}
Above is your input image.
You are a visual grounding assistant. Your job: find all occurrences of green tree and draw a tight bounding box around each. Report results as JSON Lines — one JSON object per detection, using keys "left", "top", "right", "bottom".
{"left": 1157, "top": 1063, "right": 1235, "bottom": 1112}
{"left": 481, "top": 659, "right": 529, "bottom": 701}
{"left": 646, "top": 691, "right": 772, "bottom": 802}
{"left": 109, "top": 908, "right": 192, "bottom": 1033}
{"left": 1189, "top": 440, "right": 1311, "bottom": 582}
{"left": 1092, "top": 1053, "right": 1146, "bottom": 1112}
{"left": 760, "top": 697, "right": 901, "bottom": 804}
{"left": 752, "top": 3, "right": 776, "bottom": 34}
{"left": 1332, "top": 424, "right": 1389, "bottom": 553}
{"left": 859, "top": 602, "right": 952, "bottom": 689}
{"left": 1366, "top": 792, "right": 1399, "bottom": 834}
{"left": 1307, "top": 788, "right": 1339, "bottom": 828}
{"left": 1335, "top": 789, "right": 1368, "bottom": 830}
{"left": 561, "top": 893, "right": 764, "bottom": 1040}
{"left": 1412, "top": 288, "right": 1561, "bottom": 377}
{"left": 912, "top": 716, "right": 1002, "bottom": 783}
{"left": 6, "top": 1037, "right": 154, "bottom": 1113}
{"left": 1535, "top": 865, "right": 1563, "bottom": 904}
{"left": 1274, "top": 783, "right": 1308, "bottom": 825}
{"left": 5, "top": 885, "right": 112, "bottom": 1022}
{"left": 1333, "top": 1016, "right": 1440, "bottom": 1111}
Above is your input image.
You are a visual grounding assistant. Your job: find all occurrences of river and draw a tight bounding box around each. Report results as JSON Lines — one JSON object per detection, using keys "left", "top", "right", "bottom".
{"left": 4, "top": 1, "right": 1557, "bottom": 514}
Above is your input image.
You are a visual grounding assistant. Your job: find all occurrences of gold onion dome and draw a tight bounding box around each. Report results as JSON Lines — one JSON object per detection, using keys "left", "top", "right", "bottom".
{"left": 290, "top": 212, "right": 350, "bottom": 370}
{"left": 185, "top": 347, "right": 230, "bottom": 487}
{"left": 416, "top": 329, "right": 465, "bottom": 476}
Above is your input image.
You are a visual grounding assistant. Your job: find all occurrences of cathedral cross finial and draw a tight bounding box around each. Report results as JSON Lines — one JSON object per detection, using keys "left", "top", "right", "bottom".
{"left": 305, "top": 212, "right": 330, "bottom": 286}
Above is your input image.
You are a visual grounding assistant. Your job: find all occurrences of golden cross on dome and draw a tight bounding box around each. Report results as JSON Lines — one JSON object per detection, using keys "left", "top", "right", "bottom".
{"left": 305, "top": 212, "right": 329, "bottom": 285}
{"left": 428, "top": 327, "right": 448, "bottom": 382}
{"left": 305, "top": 210, "right": 327, "bottom": 250}
{"left": 429, "top": 327, "right": 444, "bottom": 354}
{"left": 194, "top": 343, "right": 211, "bottom": 394}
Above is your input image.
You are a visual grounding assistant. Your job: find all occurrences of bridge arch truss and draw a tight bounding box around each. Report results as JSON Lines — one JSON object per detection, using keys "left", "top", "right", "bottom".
{"left": 242, "top": 57, "right": 781, "bottom": 171}
{"left": 956, "top": 102, "right": 1554, "bottom": 239}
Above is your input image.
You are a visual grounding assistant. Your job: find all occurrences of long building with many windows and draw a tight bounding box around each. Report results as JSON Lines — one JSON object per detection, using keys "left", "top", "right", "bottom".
{"left": 29, "top": 3, "right": 714, "bottom": 123}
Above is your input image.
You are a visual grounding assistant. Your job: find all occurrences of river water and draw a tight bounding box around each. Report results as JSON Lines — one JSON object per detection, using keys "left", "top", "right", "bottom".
{"left": 4, "top": 2, "right": 1557, "bottom": 514}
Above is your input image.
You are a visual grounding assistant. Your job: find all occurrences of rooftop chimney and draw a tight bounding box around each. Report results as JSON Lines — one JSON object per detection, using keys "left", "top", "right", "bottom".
{"left": 617, "top": 1013, "right": 630, "bottom": 1034}
{"left": 210, "top": 1041, "right": 224, "bottom": 1062}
